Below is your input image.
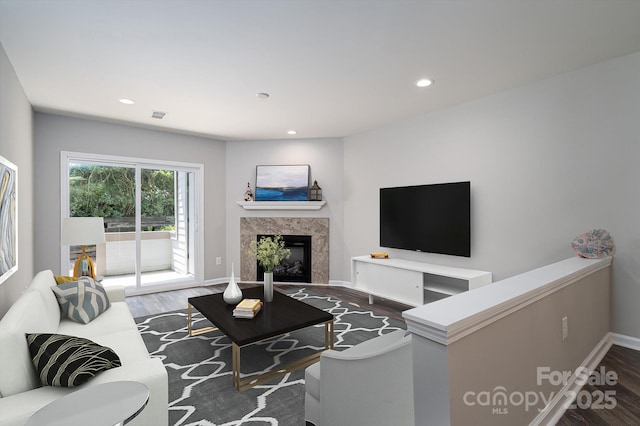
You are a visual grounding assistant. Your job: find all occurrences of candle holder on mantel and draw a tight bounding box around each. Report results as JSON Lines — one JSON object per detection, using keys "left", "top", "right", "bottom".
{"left": 243, "top": 183, "right": 254, "bottom": 202}
{"left": 308, "top": 180, "right": 322, "bottom": 201}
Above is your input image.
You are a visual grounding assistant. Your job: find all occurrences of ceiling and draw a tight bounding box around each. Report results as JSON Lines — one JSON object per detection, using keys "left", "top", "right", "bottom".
{"left": 1, "top": 0, "right": 640, "bottom": 141}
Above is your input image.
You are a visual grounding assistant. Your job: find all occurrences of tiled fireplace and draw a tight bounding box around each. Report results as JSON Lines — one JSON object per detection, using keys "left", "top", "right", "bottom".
{"left": 240, "top": 217, "right": 329, "bottom": 284}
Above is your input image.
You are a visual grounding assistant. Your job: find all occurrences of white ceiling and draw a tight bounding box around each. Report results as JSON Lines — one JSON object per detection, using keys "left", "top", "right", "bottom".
{"left": 1, "top": 0, "right": 640, "bottom": 141}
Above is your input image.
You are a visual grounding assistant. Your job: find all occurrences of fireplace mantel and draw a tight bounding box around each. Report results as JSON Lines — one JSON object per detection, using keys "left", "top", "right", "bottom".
{"left": 236, "top": 201, "right": 326, "bottom": 210}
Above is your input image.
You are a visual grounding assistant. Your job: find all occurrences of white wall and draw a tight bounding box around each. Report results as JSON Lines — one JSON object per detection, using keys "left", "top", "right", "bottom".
{"left": 0, "top": 43, "right": 34, "bottom": 317}
{"left": 225, "top": 138, "right": 344, "bottom": 281}
{"left": 33, "top": 113, "right": 228, "bottom": 282}
{"left": 6, "top": 42, "right": 639, "bottom": 343}
{"left": 344, "top": 51, "right": 640, "bottom": 338}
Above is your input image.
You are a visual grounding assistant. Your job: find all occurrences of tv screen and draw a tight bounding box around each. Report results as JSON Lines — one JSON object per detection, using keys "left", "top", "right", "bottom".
{"left": 380, "top": 181, "right": 471, "bottom": 257}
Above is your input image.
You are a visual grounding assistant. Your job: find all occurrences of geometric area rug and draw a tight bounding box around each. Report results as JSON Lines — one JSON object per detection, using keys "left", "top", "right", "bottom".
{"left": 135, "top": 287, "right": 406, "bottom": 425}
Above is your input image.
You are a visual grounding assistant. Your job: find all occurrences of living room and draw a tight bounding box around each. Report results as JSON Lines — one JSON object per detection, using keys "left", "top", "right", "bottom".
{"left": 1, "top": 1, "right": 640, "bottom": 425}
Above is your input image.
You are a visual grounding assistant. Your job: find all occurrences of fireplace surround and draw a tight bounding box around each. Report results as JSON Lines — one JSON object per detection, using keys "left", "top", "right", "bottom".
{"left": 240, "top": 217, "right": 329, "bottom": 284}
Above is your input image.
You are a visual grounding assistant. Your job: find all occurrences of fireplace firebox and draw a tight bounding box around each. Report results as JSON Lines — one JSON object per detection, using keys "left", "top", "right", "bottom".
{"left": 256, "top": 234, "right": 312, "bottom": 283}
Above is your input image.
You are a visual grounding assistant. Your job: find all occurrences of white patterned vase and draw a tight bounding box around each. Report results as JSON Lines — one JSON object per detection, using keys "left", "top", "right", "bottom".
{"left": 223, "top": 263, "right": 242, "bottom": 305}
{"left": 263, "top": 272, "right": 274, "bottom": 303}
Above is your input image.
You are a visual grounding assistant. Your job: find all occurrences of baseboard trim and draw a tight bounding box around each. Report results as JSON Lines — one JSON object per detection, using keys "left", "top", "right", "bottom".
{"left": 201, "top": 278, "right": 228, "bottom": 286}
{"left": 531, "top": 332, "right": 613, "bottom": 426}
{"left": 201, "top": 279, "right": 353, "bottom": 289}
{"left": 611, "top": 333, "right": 640, "bottom": 351}
{"left": 269, "top": 280, "right": 351, "bottom": 288}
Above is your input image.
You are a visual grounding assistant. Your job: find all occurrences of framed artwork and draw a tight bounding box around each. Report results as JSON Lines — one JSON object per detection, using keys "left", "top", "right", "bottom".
{"left": 0, "top": 155, "right": 17, "bottom": 285}
{"left": 255, "top": 165, "right": 310, "bottom": 201}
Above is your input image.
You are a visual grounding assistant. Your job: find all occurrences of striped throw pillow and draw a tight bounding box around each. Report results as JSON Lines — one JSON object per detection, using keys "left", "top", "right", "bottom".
{"left": 26, "top": 333, "right": 121, "bottom": 387}
{"left": 51, "top": 276, "right": 111, "bottom": 324}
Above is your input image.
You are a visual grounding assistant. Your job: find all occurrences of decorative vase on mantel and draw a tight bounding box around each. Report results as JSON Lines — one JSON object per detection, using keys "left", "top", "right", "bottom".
{"left": 263, "top": 271, "right": 274, "bottom": 303}
{"left": 223, "top": 263, "right": 242, "bottom": 305}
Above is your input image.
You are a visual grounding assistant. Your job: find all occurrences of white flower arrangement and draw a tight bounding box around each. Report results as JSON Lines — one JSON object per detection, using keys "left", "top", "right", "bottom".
{"left": 248, "top": 235, "right": 291, "bottom": 273}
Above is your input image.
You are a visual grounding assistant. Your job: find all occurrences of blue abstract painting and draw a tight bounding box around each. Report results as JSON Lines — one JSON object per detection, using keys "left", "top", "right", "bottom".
{"left": 255, "top": 165, "right": 310, "bottom": 201}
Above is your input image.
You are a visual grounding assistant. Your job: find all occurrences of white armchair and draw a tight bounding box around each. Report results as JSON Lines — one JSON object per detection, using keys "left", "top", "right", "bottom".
{"left": 304, "top": 329, "right": 414, "bottom": 426}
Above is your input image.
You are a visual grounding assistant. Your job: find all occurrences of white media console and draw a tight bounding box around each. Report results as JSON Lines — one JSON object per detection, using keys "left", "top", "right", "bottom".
{"left": 351, "top": 255, "right": 492, "bottom": 307}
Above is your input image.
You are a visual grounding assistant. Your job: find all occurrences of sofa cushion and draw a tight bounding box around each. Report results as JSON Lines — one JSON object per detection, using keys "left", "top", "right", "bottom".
{"left": 25, "top": 269, "right": 61, "bottom": 330}
{"left": 26, "top": 333, "right": 121, "bottom": 387}
{"left": 57, "top": 302, "right": 137, "bottom": 339}
{"left": 89, "top": 329, "right": 153, "bottom": 365}
{"left": 0, "top": 291, "right": 58, "bottom": 397}
{"left": 51, "top": 277, "right": 111, "bottom": 324}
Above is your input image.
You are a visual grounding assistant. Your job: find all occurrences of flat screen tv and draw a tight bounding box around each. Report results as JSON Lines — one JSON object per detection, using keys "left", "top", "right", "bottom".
{"left": 380, "top": 181, "right": 471, "bottom": 257}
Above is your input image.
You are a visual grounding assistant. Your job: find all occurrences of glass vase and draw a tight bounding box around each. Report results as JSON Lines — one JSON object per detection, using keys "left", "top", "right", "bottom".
{"left": 263, "top": 271, "right": 274, "bottom": 303}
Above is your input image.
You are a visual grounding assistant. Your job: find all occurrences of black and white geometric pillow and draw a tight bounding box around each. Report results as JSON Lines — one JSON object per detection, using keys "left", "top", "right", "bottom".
{"left": 51, "top": 276, "right": 111, "bottom": 324}
{"left": 26, "top": 333, "right": 121, "bottom": 387}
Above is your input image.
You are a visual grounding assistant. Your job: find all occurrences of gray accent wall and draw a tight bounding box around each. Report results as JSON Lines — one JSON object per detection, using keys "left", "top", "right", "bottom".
{"left": 343, "top": 51, "right": 640, "bottom": 339}
{"left": 0, "top": 43, "right": 34, "bottom": 317}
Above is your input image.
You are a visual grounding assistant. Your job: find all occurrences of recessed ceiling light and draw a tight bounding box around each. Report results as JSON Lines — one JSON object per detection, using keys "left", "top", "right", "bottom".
{"left": 119, "top": 98, "right": 135, "bottom": 105}
{"left": 415, "top": 78, "right": 434, "bottom": 88}
{"left": 256, "top": 92, "right": 270, "bottom": 100}
{"left": 287, "top": 130, "right": 297, "bottom": 135}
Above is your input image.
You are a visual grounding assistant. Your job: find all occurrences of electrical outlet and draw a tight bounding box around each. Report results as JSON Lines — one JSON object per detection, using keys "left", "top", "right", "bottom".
{"left": 562, "top": 316, "right": 568, "bottom": 340}
{"left": 216, "top": 257, "right": 222, "bottom": 265}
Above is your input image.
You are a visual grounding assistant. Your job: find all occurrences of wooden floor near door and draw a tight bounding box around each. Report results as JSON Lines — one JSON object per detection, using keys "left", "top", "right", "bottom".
{"left": 126, "top": 283, "right": 640, "bottom": 424}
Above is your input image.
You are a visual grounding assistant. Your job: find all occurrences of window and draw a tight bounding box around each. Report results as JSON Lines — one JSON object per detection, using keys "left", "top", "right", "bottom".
{"left": 61, "top": 152, "right": 203, "bottom": 294}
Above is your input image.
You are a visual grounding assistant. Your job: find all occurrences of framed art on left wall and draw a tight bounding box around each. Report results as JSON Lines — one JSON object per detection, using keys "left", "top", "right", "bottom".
{"left": 0, "top": 154, "right": 17, "bottom": 285}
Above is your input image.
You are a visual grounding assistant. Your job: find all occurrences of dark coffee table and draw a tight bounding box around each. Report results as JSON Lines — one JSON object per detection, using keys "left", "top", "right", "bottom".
{"left": 187, "top": 286, "right": 334, "bottom": 391}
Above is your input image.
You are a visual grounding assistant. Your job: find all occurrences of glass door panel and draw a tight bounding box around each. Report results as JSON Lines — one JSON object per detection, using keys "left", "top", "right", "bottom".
{"left": 68, "top": 162, "right": 136, "bottom": 285}
{"left": 140, "top": 168, "right": 194, "bottom": 286}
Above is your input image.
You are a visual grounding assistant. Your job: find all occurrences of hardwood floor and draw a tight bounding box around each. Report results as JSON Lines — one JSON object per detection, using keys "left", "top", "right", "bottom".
{"left": 125, "top": 282, "right": 409, "bottom": 322}
{"left": 556, "top": 344, "right": 640, "bottom": 425}
{"left": 126, "top": 284, "right": 640, "bottom": 425}
{"left": 125, "top": 285, "right": 216, "bottom": 317}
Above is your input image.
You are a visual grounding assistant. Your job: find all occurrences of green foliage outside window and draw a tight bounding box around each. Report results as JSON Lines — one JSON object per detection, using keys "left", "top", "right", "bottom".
{"left": 69, "top": 165, "right": 175, "bottom": 219}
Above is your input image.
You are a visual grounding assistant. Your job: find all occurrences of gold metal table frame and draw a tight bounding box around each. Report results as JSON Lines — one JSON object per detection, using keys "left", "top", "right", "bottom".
{"left": 188, "top": 303, "right": 334, "bottom": 391}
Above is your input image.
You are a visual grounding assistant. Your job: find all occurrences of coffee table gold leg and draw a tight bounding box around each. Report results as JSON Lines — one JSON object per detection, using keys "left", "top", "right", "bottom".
{"left": 324, "top": 322, "right": 328, "bottom": 349}
{"left": 324, "top": 320, "right": 334, "bottom": 350}
{"left": 187, "top": 304, "right": 219, "bottom": 336}
{"left": 232, "top": 343, "right": 240, "bottom": 390}
{"left": 231, "top": 319, "right": 334, "bottom": 392}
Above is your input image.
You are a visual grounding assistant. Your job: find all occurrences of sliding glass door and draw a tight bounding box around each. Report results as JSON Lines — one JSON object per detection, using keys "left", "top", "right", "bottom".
{"left": 62, "top": 152, "right": 203, "bottom": 294}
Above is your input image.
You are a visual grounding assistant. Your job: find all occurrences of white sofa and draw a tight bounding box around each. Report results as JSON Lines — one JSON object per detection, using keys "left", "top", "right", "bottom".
{"left": 0, "top": 270, "right": 168, "bottom": 426}
{"left": 304, "top": 329, "right": 414, "bottom": 426}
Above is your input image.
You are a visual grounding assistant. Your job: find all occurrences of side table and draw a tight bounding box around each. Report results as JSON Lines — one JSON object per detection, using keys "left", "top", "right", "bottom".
{"left": 26, "top": 381, "right": 149, "bottom": 426}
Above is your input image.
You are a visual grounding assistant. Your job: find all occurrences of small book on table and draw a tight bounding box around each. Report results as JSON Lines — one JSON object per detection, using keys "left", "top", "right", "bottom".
{"left": 233, "top": 298, "right": 263, "bottom": 319}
